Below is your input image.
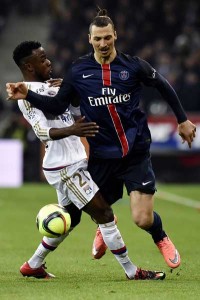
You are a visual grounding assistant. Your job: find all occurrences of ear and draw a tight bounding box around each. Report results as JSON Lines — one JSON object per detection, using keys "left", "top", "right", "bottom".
{"left": 114, "top": 31, "right": 117, "bottom": 41}
{"left": 25, "top": 63, "right": 34, "bottom": 72}
{"left": 88, "top": 33, "right": 92, "bottom": 44}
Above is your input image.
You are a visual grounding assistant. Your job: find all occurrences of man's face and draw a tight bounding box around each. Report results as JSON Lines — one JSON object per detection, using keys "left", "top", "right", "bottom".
{"left": 26, "top": 47, "right": 52, "bottom": 81}
{"left": 89, "top": 24, "right": 117, "bottom": 61}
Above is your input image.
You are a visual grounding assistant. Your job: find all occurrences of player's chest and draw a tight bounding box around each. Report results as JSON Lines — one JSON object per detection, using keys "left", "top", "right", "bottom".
{"left": 75, "top": 65, "right": 137, "bottom": 96}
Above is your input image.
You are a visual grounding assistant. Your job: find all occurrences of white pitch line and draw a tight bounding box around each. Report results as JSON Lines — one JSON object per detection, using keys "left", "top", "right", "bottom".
{"left": 156, "top": 190, "right": 200, "bottom": 209}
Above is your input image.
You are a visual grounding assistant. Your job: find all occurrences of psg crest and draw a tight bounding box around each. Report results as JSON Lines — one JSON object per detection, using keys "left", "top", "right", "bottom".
{"left": 119, "top": 70, "right": 129, "bottom": 80}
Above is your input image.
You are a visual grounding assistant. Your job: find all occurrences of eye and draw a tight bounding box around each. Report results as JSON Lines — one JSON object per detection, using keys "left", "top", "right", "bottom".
{"left": 40, "top": 55, "right": 47, "bottom": 63}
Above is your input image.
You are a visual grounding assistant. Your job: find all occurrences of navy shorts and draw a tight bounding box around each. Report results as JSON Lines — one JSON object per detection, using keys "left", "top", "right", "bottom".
{"left": 88, "top": 148, "right": 156, "bottom": 206}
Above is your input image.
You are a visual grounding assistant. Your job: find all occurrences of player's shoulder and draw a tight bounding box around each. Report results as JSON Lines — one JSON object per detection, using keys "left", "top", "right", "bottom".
{"left": 118, "top": 52, "right": 142, "bottom": 65}
{"left": 18, "top": 81, "right": 38, "bottom": 110}
{"left": 118, "top": 53, "right": 154, "bottom": 78}
{"left": 25, "top": 81, "right": 59, "bottom": 96}
{"left": 18, "top": 98, "right": 26, "bottom": 109}
{"left": 24, "top": 81, "right": 46, "bottom": 92}
{"left": 72, "top": 52, "right": 93, "bottom": 66}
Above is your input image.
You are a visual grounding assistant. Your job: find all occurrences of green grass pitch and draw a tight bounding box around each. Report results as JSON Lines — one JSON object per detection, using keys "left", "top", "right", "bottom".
{"left": 0, "top": 183, "right": 200, "bottom": 300}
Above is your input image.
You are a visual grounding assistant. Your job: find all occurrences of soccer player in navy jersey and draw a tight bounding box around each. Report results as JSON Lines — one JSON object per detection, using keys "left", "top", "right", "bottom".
{"left": 7, "top": 8, "right": 196, "bottom": 270}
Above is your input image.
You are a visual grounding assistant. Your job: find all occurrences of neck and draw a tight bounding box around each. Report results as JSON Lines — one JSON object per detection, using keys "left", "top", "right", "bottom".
{"left": 23, "top": 73, "right": 42, "bottom": 82}
{"left": 94, "top": 49, "right": 117, "bottom": 64}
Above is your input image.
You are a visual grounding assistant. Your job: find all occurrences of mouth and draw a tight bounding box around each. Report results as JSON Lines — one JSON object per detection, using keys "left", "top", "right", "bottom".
{"left": 100, "top": 48, "right": 109, "bottom": 55}
{"left": 48, "top": 68, "right": 53, "bottom": 75}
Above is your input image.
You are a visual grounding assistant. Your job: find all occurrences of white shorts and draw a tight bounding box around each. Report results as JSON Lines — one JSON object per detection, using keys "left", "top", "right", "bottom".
{"left": 43, "top": 159, "right": 99, "bottom": 209}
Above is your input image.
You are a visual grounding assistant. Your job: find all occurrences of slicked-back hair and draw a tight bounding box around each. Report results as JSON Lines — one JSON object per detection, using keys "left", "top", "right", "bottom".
{"left": 89, "top": 8, "right": 115, "bottom": 33}
{"left": 13, "top": 41, "right": 41, "bottom": 67}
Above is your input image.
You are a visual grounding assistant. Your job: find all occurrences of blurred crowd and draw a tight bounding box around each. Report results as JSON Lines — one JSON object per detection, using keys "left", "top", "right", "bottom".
{"left": 0, "top": 0, "right": 49, "bottom": 118}
{"left": 46, "top": 0, "right": 200, "bottom": 113}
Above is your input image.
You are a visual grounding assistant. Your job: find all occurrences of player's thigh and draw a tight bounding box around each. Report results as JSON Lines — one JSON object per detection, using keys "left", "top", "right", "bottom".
{"left": 44, "top": 169, "right": 70, "bottom": 201}
{"left": 60, "top": 160, "right": 99, "bottom": 210}
{"left": 124, "top": 150, "right": 156, "bottom": 195}
{"left": 100, "top": 178, "right": 124, "bottom": 206}
{"left": 88, "top": 156, "right": 123, "bottom": 205}
{"left": 44, "top": 160, "right": 99, "bottom": 210}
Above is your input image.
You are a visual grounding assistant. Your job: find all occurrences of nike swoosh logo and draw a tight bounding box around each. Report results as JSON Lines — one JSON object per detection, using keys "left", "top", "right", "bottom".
{"left": 142, "top": 181, "right": 152, "bottom": 186}
{"left": 82, "top": 74, "right": 94, "bottom": 78}
{"left": 169, "top": 249, "right": 179, "bottom": 264}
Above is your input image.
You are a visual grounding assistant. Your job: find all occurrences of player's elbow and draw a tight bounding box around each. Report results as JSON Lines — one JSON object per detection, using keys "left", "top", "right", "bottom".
{"left": 34, "top": 124, "right": 50, "bottom": 141}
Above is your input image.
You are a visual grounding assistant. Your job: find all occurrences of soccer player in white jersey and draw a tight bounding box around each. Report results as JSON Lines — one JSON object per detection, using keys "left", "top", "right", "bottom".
{"left": 11, "top": 41, "right": 166, "bottom": 280}
{"left": 14, "top": 41, "right": 99, "bottom": 279}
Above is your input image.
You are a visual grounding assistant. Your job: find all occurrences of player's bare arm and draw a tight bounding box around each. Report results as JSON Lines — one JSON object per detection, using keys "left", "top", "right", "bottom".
{"left": 6, "top": 82, "right": 28, "bottom": 100}
{"left": 178, "top": 120, "right": 196, "bottom": 148}
{"left": 49, "top": 117, "right": 99, "bottom": 139}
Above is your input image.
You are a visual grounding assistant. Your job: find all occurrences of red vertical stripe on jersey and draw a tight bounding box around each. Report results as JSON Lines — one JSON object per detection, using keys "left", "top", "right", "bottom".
{"left": 101, "top": 64, "right": 129, "bottom": 157}
{"left": 107, "top": 105, "right": 129, "bottom": 156}
{"left": 102, "top": 64, "right": 111, "bottom": 86}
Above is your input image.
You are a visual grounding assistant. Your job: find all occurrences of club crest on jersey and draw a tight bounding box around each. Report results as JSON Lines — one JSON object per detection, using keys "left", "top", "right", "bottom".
{"left": 83, "top": 185, "right": 92, "bottom": 195}
{"left": 36, "top": 85, "right": 45, "bottom": 93}
{"left": 48, "top": 90, "right": 57, "bottom": 96}
{"left": 119, "top": 70, "right": 129, "bottom": 80}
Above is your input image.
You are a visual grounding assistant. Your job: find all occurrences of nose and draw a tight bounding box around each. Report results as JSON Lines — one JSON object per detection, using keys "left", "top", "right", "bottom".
{"left": 47, "top": 59, "right": 51, "bottom": 66}
{"left": 99, "top": 39, "right": 107, "bottom": 48}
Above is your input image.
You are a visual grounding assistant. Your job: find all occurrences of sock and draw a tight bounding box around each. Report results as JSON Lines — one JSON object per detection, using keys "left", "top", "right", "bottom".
{"left": 146, "top": 211, "right": 167, "bottom": 243}
{"left": 99, "top": 221, "right": 137, "bottom": 279}
{"left": 28, "top": 230, "right": 71, "bottom": 268}
{"left": 28, "top": 243, "right": 51, "bottom": 268}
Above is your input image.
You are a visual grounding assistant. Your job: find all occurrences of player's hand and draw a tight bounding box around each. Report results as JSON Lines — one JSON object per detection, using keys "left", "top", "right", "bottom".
{"left": 6, "top": 82, "right": 28, "bottom": 100}
{"left": 68, "top": 117, "right": 99, "bottom": 137}
{"left": 178, "top": 120, "right": 196, "bottom": 148}
{"left": 46, "top": 78, "right": 63, "bottom": 87}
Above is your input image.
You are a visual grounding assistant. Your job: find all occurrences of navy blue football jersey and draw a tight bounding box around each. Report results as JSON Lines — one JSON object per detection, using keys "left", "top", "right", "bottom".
{"left": 27, "top": 52, "right": 187, "bottom": 159}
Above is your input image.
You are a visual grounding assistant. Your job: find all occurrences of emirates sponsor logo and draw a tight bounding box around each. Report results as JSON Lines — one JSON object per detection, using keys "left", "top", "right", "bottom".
{"left": 88, "top": 93, "right": 131, "bottom": 106}
{"left": 88, "top": 87, "right": 131, "bottom": 106}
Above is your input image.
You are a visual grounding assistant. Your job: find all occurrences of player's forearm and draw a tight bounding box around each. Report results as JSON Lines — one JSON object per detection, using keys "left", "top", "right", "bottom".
{"left": 156, "top": 74, "right": 187, "bottom": 124}
{"left": 49, "top": 127, "right": 74, "bottom": 140}
{"left": 26, "top": 90, "right": 69, "bottom": 115}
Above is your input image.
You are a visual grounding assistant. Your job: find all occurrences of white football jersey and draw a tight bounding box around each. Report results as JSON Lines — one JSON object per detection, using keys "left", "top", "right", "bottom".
{"left": 18, "top": 82, "right": 87, "bottom": 169}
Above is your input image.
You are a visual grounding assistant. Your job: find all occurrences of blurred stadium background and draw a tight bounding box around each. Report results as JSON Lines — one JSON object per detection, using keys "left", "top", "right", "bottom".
{"left": 0, "top": 0, "right": 200, "bottom": 187}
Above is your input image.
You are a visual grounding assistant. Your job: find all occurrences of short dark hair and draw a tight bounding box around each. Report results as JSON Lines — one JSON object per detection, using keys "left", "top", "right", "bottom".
{"left": 13, "top": 41, "right": 41, "bottom": 66}
{"left": 89, "top": 8, "right": 115, "bottom": 33}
